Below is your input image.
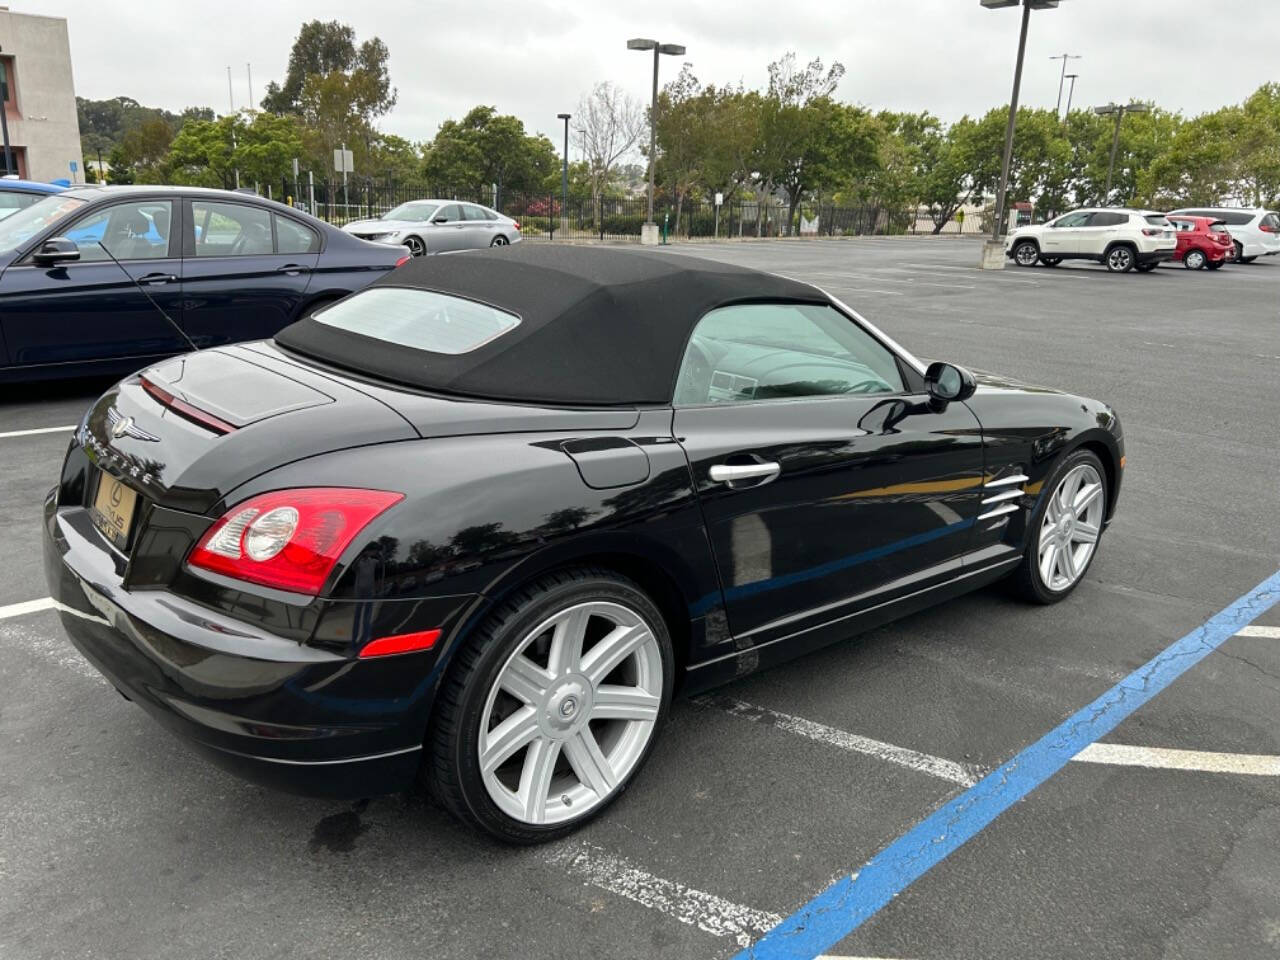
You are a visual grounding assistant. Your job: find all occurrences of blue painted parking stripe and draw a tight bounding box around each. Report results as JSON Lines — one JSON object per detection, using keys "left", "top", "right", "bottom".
{"left": 736, "top": 568, "right": 1280, "bottom": 960}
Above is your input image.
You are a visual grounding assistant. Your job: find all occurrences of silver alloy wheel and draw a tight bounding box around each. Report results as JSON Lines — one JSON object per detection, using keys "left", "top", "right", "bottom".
{"left": 405, "top": 235, "right": 426, "bottom": 257}
{"left": 1013, "top": 242, "right": 1038, "bottom": 266}
{"left": 491, "top": 234, "right": 509, "bottom": 246}
{"left": 1037, "top": 463, "right": 1105, "bottom": 592}
{"left": 478, "top": 600, "right": 663, "bottom": 825}
{"left": 1107, "top": 246, "right": 1133, "bottom": 271}
{"left": 1185, "top": 250, "right": 1205, "bottom": 269}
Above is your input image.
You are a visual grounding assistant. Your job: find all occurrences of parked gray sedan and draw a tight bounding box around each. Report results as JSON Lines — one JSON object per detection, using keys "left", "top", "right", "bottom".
{"left": 341, "top": 200, "right": 522, "bottom": 257}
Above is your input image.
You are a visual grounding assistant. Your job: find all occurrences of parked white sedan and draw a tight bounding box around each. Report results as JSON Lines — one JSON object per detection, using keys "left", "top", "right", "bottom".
{"left": 342, "top": 200, "right": 522, "bottom": 257}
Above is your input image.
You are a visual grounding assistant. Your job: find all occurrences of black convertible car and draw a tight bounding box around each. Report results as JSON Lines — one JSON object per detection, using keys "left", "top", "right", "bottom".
{"left": 45, "top": 246, "right": 1123, "bottom": 842}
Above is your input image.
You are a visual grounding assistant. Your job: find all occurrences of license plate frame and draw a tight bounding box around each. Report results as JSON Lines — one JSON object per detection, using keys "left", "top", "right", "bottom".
{"left": 90, "top": 469, "right": 138, "bottom": 552}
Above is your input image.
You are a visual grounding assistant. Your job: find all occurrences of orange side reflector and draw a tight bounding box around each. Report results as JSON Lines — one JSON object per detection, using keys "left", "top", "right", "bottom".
{"left": 1119, "top": 455, "right": 1126, "bottom": 469}
{"left": 359, "top": 628, "right": 442, "bottom": 659}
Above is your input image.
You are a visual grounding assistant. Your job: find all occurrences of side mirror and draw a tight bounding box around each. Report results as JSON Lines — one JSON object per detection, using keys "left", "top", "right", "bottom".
{"left": 924, "top": 361, "right": 976, "bottom": 409}
{"left": 432, "top": 215, "right": 448, "bottom": 224}
{"left": 33, "top": 236, "right": 81, "bottom": 266}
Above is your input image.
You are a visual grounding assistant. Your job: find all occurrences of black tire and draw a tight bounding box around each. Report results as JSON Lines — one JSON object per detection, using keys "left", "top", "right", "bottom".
{"left": 1241, "top": 255, "right": 1258, "bottom": 264}
{"left": 1232, "top": 240, "right": 1244, "bottom": 263}
{"left": 426, "top": 567, "right": 674, "bottom": 844}
{"left": 404, "top": 235, "right": 426, "bottom": 257}
{"left": 1104, "top": 244, "right": 1135, "bottom": 273}
{"left": 1011, "top": 240, "right": 1039, "bottom": 267}
{"left": 1039, "top": 256, "right": 1062, "bottom": 267}
{"left": 1134, "top": 262, "right": 1158, "bottom": 273}
{"left": 490, "top": 234, "right": 510, "bottom": 247}
{"left": 1205, "top": 259, "right": 1224, "bottom": 270}
{"left": 1183, "top": 249, "right": 1206, "bottom": 270}
{"left": 1009, "top": 448, "right": 1108, "bottom": 605}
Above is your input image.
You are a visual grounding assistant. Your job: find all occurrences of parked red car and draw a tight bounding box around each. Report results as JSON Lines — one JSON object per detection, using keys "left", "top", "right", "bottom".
{"left": 1166, "top": 215, "right": 1233, "bottom": 270}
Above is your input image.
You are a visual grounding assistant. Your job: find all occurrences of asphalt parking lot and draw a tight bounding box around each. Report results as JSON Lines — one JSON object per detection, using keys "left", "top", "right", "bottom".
{"left": 2, "top": 237, "right": 1278, "bottom": 960}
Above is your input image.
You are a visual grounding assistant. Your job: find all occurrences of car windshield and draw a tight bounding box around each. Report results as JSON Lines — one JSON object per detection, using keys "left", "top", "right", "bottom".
{"left": 313, "top": 287, "right": 521, "bottom": 354}
{"left": 0, "top": 194, "right": 86, "bottom": 254}
{"left": 383, "top": 202, "right": 439, "bottom": 222}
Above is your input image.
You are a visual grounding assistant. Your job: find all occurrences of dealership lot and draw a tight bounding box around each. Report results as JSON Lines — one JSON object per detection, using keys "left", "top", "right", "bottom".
{"left": 2, "top": 237, "right": 1278, "bottom": 959}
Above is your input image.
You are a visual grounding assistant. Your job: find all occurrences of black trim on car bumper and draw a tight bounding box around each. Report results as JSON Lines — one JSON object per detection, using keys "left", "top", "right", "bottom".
{"left": 42, "top": 492, "right": 470, "bottom": 799}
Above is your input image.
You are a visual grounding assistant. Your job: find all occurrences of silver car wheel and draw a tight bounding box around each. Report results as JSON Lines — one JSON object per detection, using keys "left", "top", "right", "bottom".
{"left": 1107, "top": 246, "right": 1133, "bottom": 272}
{"left": 404, "top": 235, "right": 426, "bottom": 257}
{"left": 1037, "top": 463, "right": 1105, "bottom": 592}
{"left": 1184, "top": 250, "right": 1205, "bottom": 270}
{"left": 491, "top": 234, "right": 509, "bottom": 247}
{"left": 1013, "top": 241, "right": 1038, "bottom": 266}
{"left": 478, "top": 600, "right": 663, "bottom": 826}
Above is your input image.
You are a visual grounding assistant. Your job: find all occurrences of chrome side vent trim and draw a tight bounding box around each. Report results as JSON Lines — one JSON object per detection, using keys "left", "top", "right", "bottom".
{"left": 978, "top": 472, "right": 1029, "bottom": 521}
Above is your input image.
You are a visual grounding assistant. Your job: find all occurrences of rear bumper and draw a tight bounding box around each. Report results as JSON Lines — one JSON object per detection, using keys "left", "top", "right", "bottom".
{"left": 42, "top": 493, "right": 460, "bottom": 799}
{"left": 1136, "top": 248, "right": 1175, "bottom": 265}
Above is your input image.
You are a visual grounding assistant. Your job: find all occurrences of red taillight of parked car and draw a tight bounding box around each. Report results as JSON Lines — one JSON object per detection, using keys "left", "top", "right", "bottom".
{"left": 1260, "top": 223, "right": 1278, "bottom": 233}
{"left": 1141, "top": 228, "right": 1163, "bottom": 237}
{"left": 395, "top": 254, "right": 411, "bottom": 267}
{"left": 187, "top": 488, "right": 404, "bottom": 594}
{"left": 511, "top": 221, "right": 520, "bottom": 231}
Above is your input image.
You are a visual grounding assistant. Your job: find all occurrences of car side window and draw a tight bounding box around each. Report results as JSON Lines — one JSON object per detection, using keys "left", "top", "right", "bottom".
{"left": 1054, "top": 212, "right": 1091, "bottom": 228}
{"left": 275, "top": 214, "right": 319, "bottom": 254}
{"left": 462, "top": 205, "right": 490, "bottom": 222}
{"left": 191, "top": 200, "right": 273, "bottom": 257}
{"left": 435, "top": 204, "right": 461, "bottom": 223}
{"left": 63, "top": 200, "right": 174, "bottom": 262}
{"left": 673, "top": 302, "right": 905, "bottom": 407}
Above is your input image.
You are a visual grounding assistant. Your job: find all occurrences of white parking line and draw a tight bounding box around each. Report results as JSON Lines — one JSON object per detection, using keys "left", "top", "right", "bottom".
{"left": 0, "top": 596, "right": 57, "bottom": 619}
{"left": 1236, "top": 624, "right": 1280, "bottom": 638}
{"left": 693, "top": 694, "right": 977, "bottom": 786}
{"left": 546, "top": 841, "right": 782, "bottom": 948}
{"left": 1072, "top": 743, "right": 1280, "bottom": 776}
{"left": 0, "top": 616, "right": 102, "bottom": 681}
{"left": 0, "top": 424, "right": 75, "bottom": 440}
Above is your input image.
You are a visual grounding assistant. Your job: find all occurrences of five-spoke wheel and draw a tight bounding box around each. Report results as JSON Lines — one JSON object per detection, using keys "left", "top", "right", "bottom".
{"left": 1011, "top": 449, "right": 1109, "bottom": 603}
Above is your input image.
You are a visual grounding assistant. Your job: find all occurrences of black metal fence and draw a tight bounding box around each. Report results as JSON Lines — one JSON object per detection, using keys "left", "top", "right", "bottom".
{"left": 272, "top": 178, "right": 985, "bottom": 241}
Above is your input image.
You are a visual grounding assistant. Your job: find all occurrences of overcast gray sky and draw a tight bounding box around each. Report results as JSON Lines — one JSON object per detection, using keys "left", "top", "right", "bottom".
{"left": 27, "top": 0, "right": 1280, "bottom": 148}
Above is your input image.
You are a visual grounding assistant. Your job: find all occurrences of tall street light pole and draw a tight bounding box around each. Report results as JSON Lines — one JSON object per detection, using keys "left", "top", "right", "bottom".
{"left": 1064, "top": 73, "right": 1079, "bottom": 117}
{"left": 1050, "top": 53, "right": 1081, "bottom": 116}
{"left": 979, "top": 0, "right": 1060, "bottom": 270}
{"left": 557, "top": 112, "right": 570, "bottom": 234}
{"left": 628, "top": 37, "right": 685, "bottom": 245}
{"left": 1095, "top": 101, "right": 1150, "bottom": 204}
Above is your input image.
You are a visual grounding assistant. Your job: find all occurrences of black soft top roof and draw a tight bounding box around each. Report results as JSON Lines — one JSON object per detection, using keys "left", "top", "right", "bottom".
{"left": 273, "top": 244, "right": 828, "bottom": 405}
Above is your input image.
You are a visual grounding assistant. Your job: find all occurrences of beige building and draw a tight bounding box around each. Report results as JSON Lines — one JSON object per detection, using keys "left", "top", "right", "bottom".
{"left": 0, "top": 7, "right": 82, "bottom": 182}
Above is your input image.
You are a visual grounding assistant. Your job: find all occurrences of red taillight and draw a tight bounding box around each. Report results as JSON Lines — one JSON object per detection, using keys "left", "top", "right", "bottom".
{"left": 1141, "top": 228, "right": 1162, "bottom": 237}
{"left": 187, "top": 487, "right": 404, "bottom": 595}
{"left": 395, "top": 254, "right": 411, "bottom": 267}
{"left": 140, "top": 376, "right": 236, "bottom": 435}
{"left": 1260, "top": 224, "right": 1277, "bottom": 233}
{"left": 359, "top": 628, "right": 442, "bottom": 659}
{"left": 511, "top": 221, "right": 520, "bottom": 231}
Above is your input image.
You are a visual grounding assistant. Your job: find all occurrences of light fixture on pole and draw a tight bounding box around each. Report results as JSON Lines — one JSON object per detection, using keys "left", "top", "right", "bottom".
{"left": 1050, "top": 53, "right": 1081, "bottom": 116}
{"left": 557, "top": 112, "right": 571, "bottom": 234}
{"left": 1094, "top": 101, "right": 1150, "bottom": 204}
{"left": 627, "top": 37, "right": 685, "bottom": 246}
{"left": 1064, "top": 73, "right": 1079, "bottom": 117}
{"left": 978, "top": 0, "right": 1061, "bottom": 270}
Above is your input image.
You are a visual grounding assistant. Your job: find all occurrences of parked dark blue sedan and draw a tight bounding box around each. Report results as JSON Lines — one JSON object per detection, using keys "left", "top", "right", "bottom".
{"left": 0, "top": 186, "right": 407, "bottom": 381}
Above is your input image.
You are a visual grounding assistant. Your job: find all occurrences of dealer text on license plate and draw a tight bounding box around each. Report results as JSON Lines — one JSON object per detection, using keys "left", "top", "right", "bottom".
{"left": 91, "top": 471, "right": 137, "bottom": 550}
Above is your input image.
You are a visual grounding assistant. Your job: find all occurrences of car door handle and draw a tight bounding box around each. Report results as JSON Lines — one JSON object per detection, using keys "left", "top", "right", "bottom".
{"left": 137, "top": 272, "right": 176, "bottom": 285}
{"left": 276, "top": 264, "right": 311, "bottom": 275}
{"left": 709, "top": 461, "right": 781, "bottom": 483}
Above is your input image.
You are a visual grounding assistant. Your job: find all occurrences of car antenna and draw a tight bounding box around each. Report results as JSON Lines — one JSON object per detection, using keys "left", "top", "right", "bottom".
{"left": 91, "top": 240, "right": 200, "bottom": 354}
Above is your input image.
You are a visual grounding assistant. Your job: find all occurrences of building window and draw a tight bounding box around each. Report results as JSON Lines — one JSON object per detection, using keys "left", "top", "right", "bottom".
{"left": 0, "top": 59, "right": 9, "bottom": 104}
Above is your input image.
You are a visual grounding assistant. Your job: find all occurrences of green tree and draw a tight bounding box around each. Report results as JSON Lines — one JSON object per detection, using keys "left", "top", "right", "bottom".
{"left": 422, "top": 106, "right": 557, "bottom": 202}
{"left": 261, "top": 20, "right": 395, "bottom": 123}
{"left": 166, "top": 111, "right": 304, "bottom": 188}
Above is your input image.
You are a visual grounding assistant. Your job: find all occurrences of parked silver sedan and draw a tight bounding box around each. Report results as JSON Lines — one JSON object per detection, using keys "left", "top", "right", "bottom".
{"left": 341, "top": 200, "right": 522, "bottom": 257}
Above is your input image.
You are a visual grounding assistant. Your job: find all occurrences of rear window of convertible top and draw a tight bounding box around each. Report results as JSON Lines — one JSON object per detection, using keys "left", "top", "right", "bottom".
{"left": 313, "top": 287, "right": 521, "bottom": 355}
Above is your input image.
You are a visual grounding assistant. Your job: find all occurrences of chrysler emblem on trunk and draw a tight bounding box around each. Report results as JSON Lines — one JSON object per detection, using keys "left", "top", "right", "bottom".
{"left": 106, "top": 406, "right": 159, "bottom": 442}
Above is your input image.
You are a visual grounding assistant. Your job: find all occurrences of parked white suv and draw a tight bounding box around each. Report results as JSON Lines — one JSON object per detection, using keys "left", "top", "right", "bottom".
{"left": 1005, "top": 208, "right": 1177, "bottom": 273}
{"left": 1166, "top": 207, "right": 1280, "bottom": 263}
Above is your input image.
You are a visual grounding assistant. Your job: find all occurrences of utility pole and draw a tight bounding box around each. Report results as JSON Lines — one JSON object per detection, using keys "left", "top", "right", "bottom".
{"left": 246, "top": 63, "right": 254, "bottom": 111}
{"left": 1094, "top": 101, "right": 1151, "bottom": 204}
{"left": 1050, "top": 53, "right": 1081, "bottom": 116}
{"left": 1064, "top": 73, "right": 1079, "bottom": 118}
{"left": 557, "top": 112, "right": 570, "bottom": 236}
{"left": 226, "top": 65, "right": 234, "bottom": 113}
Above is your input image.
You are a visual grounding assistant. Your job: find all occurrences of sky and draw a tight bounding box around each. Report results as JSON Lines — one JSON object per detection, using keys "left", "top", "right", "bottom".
{"left": 25, "top": 0, "right": 1280, "bottom": 151}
